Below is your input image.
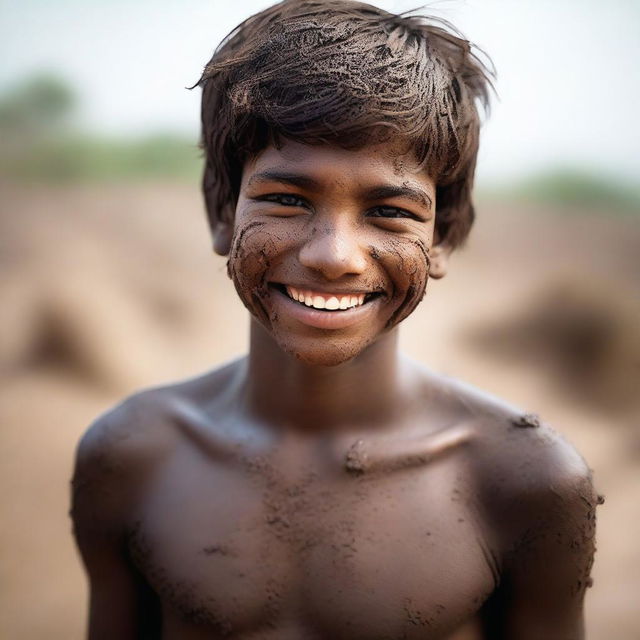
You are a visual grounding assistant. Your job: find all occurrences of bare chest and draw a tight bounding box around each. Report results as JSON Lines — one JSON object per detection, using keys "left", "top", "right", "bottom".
{"left": 129, "top": 449, "right": 496, "bottom": 639}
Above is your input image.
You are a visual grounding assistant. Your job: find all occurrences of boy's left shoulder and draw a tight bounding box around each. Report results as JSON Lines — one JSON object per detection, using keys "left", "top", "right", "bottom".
{"left": 439, "top": 375, "right": 598, "bottom": 555}
{"left": 430, "top": 377, "right": 599, "bottom": 626}
{"left": 437, "top": 374, "right": 592, "bottom": 486}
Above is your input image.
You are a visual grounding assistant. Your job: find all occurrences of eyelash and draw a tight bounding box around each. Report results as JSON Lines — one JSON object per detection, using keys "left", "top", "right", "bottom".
{"left": 255, "top": 194, "right": 422, "bottom": 222}
{"left": 367, "top": 206, "right": 420, "bottom": 221}
{"left": 258, "top": 193, "right": 307, "bottom": 208}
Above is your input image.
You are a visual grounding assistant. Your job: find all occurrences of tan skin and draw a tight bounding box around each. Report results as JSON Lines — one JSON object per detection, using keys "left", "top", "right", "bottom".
{"left": 72, "top": 141, "right": 597, "bottom": 639}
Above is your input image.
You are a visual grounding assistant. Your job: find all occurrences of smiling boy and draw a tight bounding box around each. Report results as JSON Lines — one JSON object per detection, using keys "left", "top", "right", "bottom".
{"left": 71, "top": 2, "right": 598, "bottom": 638}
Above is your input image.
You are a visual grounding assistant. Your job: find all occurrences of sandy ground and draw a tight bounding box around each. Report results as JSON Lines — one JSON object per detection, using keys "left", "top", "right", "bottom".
{"left": 0, "top": 182, "right": 638, "bottom": 638}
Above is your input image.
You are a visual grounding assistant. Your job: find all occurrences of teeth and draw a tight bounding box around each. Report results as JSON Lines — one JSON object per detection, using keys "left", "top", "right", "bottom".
{"left": 284, "top": 286, "right": 372, "bottom": 311}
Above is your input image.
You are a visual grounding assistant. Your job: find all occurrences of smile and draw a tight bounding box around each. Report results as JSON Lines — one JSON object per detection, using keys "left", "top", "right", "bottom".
{"left": 285, "top": 286, "right": 367, "bottom": 311}
{"left": 268, "top": 283, "right": 384, "bottom": 330}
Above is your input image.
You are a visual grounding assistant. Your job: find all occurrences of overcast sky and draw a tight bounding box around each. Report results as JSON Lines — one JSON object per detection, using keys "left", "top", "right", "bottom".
{"left": 1, "top": 0, "right": 639, "bottom": 183}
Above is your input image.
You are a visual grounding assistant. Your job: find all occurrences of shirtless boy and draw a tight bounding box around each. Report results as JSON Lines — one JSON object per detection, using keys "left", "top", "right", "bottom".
{"left": 71, "top": 2, "right": 598, "bottom": 638}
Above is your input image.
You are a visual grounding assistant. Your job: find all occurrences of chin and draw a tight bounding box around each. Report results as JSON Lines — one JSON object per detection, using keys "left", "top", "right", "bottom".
{"left": 276, "top": 333, "right": 377, "bottom": 367}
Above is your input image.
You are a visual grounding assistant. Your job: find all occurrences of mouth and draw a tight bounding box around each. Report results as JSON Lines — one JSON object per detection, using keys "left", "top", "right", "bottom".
{"left": 268, "top": 283, "right": 385, "bottom": 330}
{"left": 272, "top": 284, "right": 383, "bottom": 311}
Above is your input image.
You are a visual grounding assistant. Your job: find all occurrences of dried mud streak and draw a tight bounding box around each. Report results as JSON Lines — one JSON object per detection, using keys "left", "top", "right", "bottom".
{"left": 226, "top": 220, "right": 266, "bottom": 281}
{"left": 385, "top": 236, "right": 431, "bottom": 329}
{"left": 573, "top": 486, "right": 599, "bottom": 598}
{"left": 241, "top": 453, "right": 324, "bottom": 555}
{"left": 241, "top": 456, "right": 333, "bottom": 627}
{"left": 227, "top": 220, "right": 271, "bottom": 325}
{"left": 71, "top": 415, "right": 132, "bottom": 535}
{"left": 511, "top": 412, "right": 541, "bottom": 429}
{"left": 344, "top": 439, "right": 368, "bottom": 474}
{"left": 128, "top": 523, "right": 234, "bottom": 634}
{"left": 344, "top": 425, "right": 472, "bottom": 476}
{"left": 201, "top": 544, "right": 235, "bottom": 557}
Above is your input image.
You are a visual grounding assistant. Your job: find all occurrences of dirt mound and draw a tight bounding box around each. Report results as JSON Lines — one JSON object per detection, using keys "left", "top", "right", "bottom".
{"left": 465, "top": 278, "right": 640, "bottom": 414}
{"left": 1, "top": 184, "right": 638, "bottom": 639}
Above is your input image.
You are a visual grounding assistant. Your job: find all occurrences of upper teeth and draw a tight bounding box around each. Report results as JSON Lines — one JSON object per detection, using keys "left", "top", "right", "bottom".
{"left": 285, "top": 286, "right": 365, "bottom": 310}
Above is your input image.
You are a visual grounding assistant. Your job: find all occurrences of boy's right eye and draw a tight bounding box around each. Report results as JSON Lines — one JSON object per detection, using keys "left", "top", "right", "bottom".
{"left": 256, "top": 193, "right": 308, "bottom": 208}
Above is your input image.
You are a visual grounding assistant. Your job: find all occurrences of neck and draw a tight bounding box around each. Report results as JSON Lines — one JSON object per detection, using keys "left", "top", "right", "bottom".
{"left": 242, "top": 320, "right": 405, "bottom": 432}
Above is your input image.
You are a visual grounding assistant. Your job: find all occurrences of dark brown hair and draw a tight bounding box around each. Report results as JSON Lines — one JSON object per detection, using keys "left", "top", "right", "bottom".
{"left": 196, "top": 0, "right": 494, "bottom": 248}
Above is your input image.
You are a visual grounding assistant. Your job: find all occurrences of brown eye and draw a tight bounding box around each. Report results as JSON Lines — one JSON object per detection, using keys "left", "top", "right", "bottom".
{"left": 261, "top": 193, "right": 307, "bottom": 207}
{"left": 367, "top": 206, "right": 420, "bottom": 221}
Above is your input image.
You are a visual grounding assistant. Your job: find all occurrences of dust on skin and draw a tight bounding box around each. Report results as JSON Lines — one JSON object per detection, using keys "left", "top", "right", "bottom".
{"left": 227, "top": 221, "right": 431, "bottom": 353}
{"left": 71, "top": 140, "right": 601, "bottom": 639}
{"left": 344, "top": 423, "right": 471, "bottom": 475}
{"left": 226, "top": 140, "right": 438, "bottom": 367}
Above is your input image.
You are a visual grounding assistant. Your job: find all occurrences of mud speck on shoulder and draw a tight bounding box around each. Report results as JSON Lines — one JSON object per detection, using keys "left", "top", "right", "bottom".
{"left": 511, "top": 412, "right": 541, "bottom": 429}
{"left": 345, "top": 439, "right": 368, "bottom": 475}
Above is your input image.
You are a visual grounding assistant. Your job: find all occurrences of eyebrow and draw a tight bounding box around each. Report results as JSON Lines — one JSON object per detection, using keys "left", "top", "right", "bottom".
{"left": 246, "top": 171, "right": 433, "bottom": 210}
{"left": 363, "top": 185, "right": 433, "bottom": 210}
{"left": 246, "top": 170, "right": 321, "bottom": 191}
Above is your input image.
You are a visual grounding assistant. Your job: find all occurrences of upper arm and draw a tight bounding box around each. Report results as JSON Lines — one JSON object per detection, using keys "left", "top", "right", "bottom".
{"left": 483, "top": 437, "right": 598, "bottom": 639}
{"left": 71, "top": 408, "right": 160, "bottom": 639}
{"left": 74, "top": 523, "right": 144, "bottom": 640}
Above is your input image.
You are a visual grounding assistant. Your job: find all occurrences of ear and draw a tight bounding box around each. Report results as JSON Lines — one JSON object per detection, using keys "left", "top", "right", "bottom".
{"left": 429, "top": 242, "right": 452, "bottom": 279}
{"left": 212, "top": 222, "right": 233, "bottom": 256}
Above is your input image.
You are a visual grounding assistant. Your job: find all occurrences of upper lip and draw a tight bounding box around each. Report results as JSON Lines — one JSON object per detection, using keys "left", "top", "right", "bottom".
{"left": 270, "top": 281, "right": 385, "bottom": 296}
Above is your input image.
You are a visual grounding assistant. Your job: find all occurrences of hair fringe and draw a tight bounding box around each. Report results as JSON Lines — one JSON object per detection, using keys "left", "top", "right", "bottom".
{"left": 196, "top": 0, "right": 495, "bottom": 248}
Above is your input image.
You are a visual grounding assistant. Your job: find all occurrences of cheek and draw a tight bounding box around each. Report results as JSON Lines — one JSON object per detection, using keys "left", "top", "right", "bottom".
{"left": 227, "top": 220, "right": 298, "bottom": 324}
{"left": 226, "top": 221, "right": 272, "bottom": 323}
{"left": 376, "top": 235, "right": 431, "bottom": 328}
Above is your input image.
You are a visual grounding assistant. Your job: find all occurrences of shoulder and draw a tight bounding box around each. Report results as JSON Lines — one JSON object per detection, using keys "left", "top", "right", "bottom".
{"left": 71, "top": 386, "right": 180, "bottom": 539}
{"left": 74, "top": 386, "right": 177, "bottom": 479}
{"left": 427, "top": 371, "right": 593, "bottom": 489}
{"left": 419, "top": 370, "right": 597, "bottom": 553}
{"left": 445, "top": 379, "right": 597, "bottom": 571}
{"left": 72, "top": 360, "right": 244, "bottom": 527}
{"left": 411, "top": 368, "right": 598, "bottom": 608}
{"left": 74, "top": 358, "right": 244, "bottom": 481}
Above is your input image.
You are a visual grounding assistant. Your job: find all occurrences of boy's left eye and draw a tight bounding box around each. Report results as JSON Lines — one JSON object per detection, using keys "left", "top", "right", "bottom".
{"left": 367, "top": 206, "right": 421, "bottom": 221}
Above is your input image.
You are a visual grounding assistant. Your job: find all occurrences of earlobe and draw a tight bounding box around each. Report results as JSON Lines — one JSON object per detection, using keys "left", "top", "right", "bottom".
{"left": 212, "top": 222, "right": 233, "bottom": 256}
{"left": 429, "top": 243, "right": 451, "bottom": 279}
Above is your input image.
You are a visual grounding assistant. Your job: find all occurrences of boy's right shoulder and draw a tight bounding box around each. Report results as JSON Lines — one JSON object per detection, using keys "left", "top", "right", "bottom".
{"left": 71, "top": 386, "right": 178, "bottom": 534}
{"left": 75, "top": 360, "right": 243, "bottom": 480}
{"left": 76, "top": 386, "right": 177, "bottom": 471}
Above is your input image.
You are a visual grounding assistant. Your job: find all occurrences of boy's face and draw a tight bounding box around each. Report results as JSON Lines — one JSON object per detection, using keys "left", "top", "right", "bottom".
{"left": 225, "top": 140, "right": 448, "bottom": 366}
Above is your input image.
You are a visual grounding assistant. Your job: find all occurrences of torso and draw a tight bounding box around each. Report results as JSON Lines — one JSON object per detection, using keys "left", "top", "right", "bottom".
{"left": 123, "top": 364, "right": 505, "bottom": 639}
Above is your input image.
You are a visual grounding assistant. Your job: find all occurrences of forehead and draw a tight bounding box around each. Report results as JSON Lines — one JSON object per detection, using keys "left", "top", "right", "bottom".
{"left": 241, "top": 140, "right": 435, "bottom": 193}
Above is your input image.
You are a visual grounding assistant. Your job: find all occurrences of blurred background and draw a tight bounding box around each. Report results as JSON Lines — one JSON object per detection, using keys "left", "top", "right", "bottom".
{"left": 0, "top": 0, "right": 638, "bottom": 637}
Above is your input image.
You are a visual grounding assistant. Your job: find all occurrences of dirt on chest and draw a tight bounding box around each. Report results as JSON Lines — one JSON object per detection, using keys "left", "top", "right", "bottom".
{"left": 128, "top": 456, "right": 496, "bottom": 638}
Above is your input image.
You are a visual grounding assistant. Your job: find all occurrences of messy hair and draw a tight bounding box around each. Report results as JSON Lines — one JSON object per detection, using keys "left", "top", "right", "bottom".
{"left": 196, "top": 0, "right": 494, "bottom": 248}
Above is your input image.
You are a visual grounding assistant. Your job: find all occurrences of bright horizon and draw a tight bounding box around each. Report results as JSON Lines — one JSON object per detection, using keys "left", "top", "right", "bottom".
{"left": 1, "top": 0, "right": 639, "bottom": 184}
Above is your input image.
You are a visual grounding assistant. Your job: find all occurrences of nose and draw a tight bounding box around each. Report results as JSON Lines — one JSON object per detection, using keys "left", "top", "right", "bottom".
{"left": 298, "top": 218, "right": 368, "bottom": 280}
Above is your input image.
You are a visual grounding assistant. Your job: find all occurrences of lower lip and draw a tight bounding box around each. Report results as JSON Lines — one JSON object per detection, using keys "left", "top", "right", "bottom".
{"left": 270, "top": 288, "right": 381, "bottom": 330}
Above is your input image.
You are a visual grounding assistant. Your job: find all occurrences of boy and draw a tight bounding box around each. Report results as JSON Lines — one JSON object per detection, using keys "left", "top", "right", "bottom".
{"left": 71, "top": 1, "right": 598, "bottom": 638}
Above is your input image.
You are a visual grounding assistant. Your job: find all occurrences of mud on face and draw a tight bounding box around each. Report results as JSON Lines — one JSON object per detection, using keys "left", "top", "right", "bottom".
{"left": 226, "top": 218, "right": 433, "bottom": 366}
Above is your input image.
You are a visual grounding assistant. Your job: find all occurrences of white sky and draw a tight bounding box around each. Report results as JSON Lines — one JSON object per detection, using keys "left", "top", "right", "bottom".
{"left": 1, "top": 0, "right": 639, "bottom": 183}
